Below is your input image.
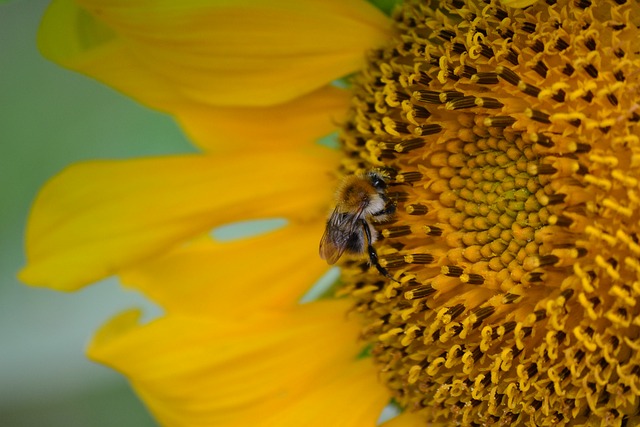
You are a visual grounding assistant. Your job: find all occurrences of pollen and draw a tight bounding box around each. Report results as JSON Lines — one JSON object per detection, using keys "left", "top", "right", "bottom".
{"left": 337, "top": 0, "right": 640, "bottom": 425}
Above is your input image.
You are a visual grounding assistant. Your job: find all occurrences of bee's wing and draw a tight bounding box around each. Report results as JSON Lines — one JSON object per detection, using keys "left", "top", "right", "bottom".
{"left": 319, "top": 208, "right": 365, "bottom": 264}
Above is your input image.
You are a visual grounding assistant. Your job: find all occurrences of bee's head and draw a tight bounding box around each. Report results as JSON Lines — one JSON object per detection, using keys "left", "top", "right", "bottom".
{"left": 367, "top": 169, "right": 390, "bottom": 192}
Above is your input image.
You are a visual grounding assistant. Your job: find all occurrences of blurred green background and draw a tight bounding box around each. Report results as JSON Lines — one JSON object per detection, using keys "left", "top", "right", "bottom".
{"left": 1, "top": 1, "right": 197, "bottom": 425}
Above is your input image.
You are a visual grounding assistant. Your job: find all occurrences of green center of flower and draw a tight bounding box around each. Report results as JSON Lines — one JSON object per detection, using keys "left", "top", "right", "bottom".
{"left": 337, "top": 0, "right": 640, "bottom": 424}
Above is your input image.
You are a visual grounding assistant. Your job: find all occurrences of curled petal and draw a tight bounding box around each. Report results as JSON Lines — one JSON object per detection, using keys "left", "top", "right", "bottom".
{"left": 39, "top": 0, "right": 391, "bottom": 109}
{"left": 20, "top": 149, "right": 338, "bottom": 290}
{"left": 178, "top": 85, "right": 351, "bottom": 152}
{"left": 120, "top": 222, "right": 330, "bottom": 315}
{"left": 88, "top": 300, "right": 385, "bottom": 427}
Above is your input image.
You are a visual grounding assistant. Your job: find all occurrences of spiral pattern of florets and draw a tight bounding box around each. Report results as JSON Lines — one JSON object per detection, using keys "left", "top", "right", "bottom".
{"left": 338, "top": 0, "right": 640, "bottom": 425}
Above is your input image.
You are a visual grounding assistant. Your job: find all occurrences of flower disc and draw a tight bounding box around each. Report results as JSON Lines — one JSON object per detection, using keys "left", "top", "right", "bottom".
{"left": 338, "top": 0, "right": 640, "bottom": 425}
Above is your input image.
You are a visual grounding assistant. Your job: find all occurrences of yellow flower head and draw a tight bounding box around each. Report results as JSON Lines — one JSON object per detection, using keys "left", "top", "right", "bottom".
{"left": 22, "top": 0, "right": 640, "bottom": 426}
{"left": 337, "top": 0, "right": 640, "bottom": 425}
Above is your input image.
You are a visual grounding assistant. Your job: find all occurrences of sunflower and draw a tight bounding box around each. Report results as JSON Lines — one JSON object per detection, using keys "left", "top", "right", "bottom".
{"left": 21, "top": 0, "right": 640, "bottom": 426}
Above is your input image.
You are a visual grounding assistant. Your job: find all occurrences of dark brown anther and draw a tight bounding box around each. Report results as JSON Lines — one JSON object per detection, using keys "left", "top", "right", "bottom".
{"left": 406, "top": 204, "right": 428, "bottom": 215}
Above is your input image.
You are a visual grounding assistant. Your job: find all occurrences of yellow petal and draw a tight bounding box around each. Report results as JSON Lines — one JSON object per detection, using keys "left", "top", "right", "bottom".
{"left": 37, "top": 0, "right": 183, "bottom": 112}
{"left": 120, "top": 222, "right": 329, "bottom": 315}
{"left": 20, "top": 149, "right": 338, "bottom": 290}
{"left": 177, "top": 85, "right": 351, "bottom": 152}
{"left": 250, "top": 359, "right": 389, "bottom": 427}
{"left": 39, "top": 0, "right": 391, "bottom": 108}
{"left": 88, "top": 300, "right": 372, "bottom": 427}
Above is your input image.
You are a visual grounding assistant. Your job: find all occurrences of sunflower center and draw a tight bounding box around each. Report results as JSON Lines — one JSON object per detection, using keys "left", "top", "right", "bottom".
{"left": 337, "top": 0, "right": 640, "bottom": 424}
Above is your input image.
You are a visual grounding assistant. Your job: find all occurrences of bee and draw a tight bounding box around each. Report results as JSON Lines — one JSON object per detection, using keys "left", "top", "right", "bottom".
{"left": 319, "top": 169, "right": 397, "bottom": 281}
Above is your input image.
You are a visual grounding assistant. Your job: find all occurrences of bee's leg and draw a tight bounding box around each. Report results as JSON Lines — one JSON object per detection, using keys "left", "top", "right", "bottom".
{"left": 360, "top": 219, "right": 398, "bottom": 282}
